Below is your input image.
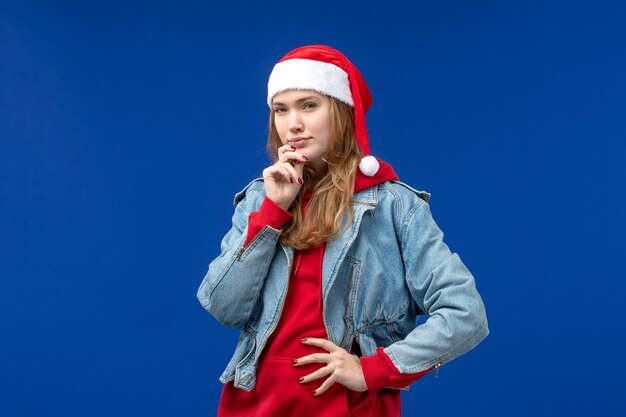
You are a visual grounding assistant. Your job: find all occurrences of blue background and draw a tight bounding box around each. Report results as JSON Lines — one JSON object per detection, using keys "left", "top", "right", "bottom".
{"left": 2, "top": 1, "right": 625, "bottom": 416}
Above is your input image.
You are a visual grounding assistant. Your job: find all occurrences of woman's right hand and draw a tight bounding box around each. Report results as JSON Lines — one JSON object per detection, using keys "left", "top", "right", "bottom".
{"left": 262, "top": 144, "right": 309, "bottom": 210}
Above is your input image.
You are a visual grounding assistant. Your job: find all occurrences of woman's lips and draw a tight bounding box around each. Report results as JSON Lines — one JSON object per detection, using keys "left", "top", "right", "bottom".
{"left": 289, "top": 138, "right": 310, "bottom": 148}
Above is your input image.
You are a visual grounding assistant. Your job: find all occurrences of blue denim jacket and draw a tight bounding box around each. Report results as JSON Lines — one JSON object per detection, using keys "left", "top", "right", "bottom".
{"left": 197, "top": 178, "right": 489, "bottom": 391}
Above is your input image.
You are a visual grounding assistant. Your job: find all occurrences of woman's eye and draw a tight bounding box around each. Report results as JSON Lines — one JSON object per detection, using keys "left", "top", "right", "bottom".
{"left": 274, "top": 108, "right": 286, "bottom": 113}
{"left": 304, "top": 102, "right": 317, "bottom": 109}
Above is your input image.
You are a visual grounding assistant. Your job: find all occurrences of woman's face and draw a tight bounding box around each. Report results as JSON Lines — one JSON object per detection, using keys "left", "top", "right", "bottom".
{"left": 272, "top": 89, "right": 331, "bottom": 172}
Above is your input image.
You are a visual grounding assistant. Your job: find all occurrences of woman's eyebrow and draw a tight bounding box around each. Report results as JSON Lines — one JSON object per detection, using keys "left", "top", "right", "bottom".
{"left": 272, "top": 96, "right": 320, "bottom": 106}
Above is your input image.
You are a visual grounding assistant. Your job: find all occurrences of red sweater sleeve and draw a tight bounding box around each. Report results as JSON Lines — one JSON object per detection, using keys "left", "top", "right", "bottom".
{"left": 360, "top": 347, "right": 435, "bottom": 392}
{"left": 244, "top": 196, "right": 292, "bottom": 247}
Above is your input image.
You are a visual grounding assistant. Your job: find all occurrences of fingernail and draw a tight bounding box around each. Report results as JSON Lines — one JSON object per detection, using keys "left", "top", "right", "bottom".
{"left": 301, "top": 338, "right": 307, "bottom": 342}
{"left": 298, "top": 178, "right": 303, "bottom": 184}
{"left": 302, "top": 156, "right": 308, "bottom": 160}
{"left": 292, "top": 359, "right": 298, "bottom": 365}
{"left": 298, "top": 377, "right": 304, "bottom": 382}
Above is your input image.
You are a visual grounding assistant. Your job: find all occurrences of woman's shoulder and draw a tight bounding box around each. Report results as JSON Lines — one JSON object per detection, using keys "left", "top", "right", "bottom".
{"left": 232, "top": 177, "right": 266, "bottom": 207}
{"left": 378, "top": 179, "right": 432, "bottom": 205}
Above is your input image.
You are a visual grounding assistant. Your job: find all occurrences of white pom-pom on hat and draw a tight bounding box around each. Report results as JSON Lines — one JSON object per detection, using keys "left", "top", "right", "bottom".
{"left": 267, "top": 45, "right": 380, "bottom": 177}
{"left": 359, "top": 155, "right": 380, "bottom": 177}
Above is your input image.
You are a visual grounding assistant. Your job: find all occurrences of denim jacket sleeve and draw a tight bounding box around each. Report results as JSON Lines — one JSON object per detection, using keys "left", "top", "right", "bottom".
{"left": 196, "top": 179, "right": 282, "bottom": 329}
{"left": 384, "top": 197, "right": 489, "bottom": 374}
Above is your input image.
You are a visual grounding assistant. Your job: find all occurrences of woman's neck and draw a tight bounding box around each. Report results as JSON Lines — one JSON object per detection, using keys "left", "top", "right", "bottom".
{"left": 309, "top": 158, "right": 328, "bottom": 180}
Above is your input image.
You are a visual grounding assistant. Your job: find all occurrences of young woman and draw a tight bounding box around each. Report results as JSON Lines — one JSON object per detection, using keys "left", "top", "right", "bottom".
{"left": 197, "top": 45, "right": 489, "bottom": 417}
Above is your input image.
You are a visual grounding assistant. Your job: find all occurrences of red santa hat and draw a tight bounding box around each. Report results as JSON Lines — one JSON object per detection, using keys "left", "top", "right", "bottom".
{"left": 267, "top": 45, "right": 380, "bottom": 177}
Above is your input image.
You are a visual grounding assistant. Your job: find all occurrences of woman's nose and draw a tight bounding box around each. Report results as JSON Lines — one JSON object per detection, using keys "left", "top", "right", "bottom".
{"left": 288, "top": 111, "right": 303, "bottom": 132}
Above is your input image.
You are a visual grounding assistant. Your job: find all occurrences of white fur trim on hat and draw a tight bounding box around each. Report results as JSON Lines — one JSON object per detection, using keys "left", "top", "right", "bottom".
{"left": 267, "top": 58, "right": 353, "bottom": 107}
{"left": 359, "top": 155, "right": 379, "bottom": 177}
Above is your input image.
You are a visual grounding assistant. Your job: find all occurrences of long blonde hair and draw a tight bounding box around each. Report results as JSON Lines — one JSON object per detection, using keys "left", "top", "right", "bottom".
{"left": 266, "top": 95, "right": 363, "bottom": 250}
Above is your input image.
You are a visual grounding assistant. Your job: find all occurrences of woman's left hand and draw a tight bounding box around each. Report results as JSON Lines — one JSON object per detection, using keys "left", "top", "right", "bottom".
{"left": 293, "top": 337, "right": 368, "bottom": 396}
